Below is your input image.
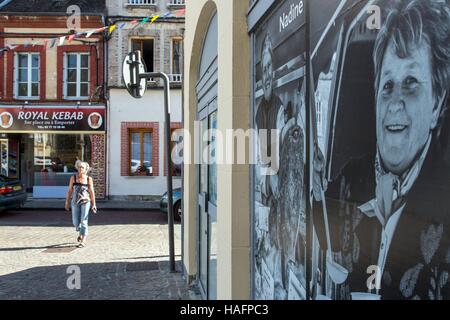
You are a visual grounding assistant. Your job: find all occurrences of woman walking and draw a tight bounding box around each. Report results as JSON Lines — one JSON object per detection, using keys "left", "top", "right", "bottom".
{"left": 65, "top": 161, "right": 97, "bottom": 247}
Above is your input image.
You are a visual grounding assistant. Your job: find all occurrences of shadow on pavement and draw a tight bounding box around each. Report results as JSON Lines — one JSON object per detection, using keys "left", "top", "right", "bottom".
{"left": 0, "top": 243, "right": 77, "bottom": 252}
{"left": 0, "top": 210, "right": 180, "bottom": 227}
{"left": 0, "top": 260, "right": 191, "bottom": 300}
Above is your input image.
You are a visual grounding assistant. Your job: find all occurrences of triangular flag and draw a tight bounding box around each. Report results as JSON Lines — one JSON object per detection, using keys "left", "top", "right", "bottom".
{"left": 175, "top": 8, "right": 186, "bottom": 17}
{"left": 24, "top": 43, "right": 29, "bottom": 48}
{"left": 49, "top": 38, "right": 57, "bottom": 48}
{"left": 43, "top": 39, "right": 49, "bottom": 48}
{"left": 59, "top": 36, "right": 66, "bottom": 46}
{"left": 95, "top": 26, "right": 107, "bottom": 33}
{"left": 150, "top": 15, "right": 159, "bottom": 24}
{"left": 68, "top": 34, "right": 76, "bottom": 43}
{"left": 109, "top": 24, "right": 117, "bottom": 34}
{"left": 6, "top": 44, "right": 18, "bottom": 50}
{"left": 140, "top": 17, "right": 149, "bottom": 24}
{"left": 86, "top": 29, "right": 96, "bottom": 38}
{"left": 130, "top": 19, "right": 138, "bottom": 24}
{"left": 162, "top": 12, "right": 172, "bottom": 18}
{"left": 118, "top": 22, "right": 127, "bottom": 29}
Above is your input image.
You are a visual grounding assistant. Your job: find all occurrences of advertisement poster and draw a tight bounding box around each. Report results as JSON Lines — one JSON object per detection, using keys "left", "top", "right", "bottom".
{"left": 310, "top": 0, "right": 450, "bottom": 300}
{"left": 253, "top": 0, "right": 308, "bottom": 300}
{"left": 0, "top": 108, "right": 105, "bottom": 132}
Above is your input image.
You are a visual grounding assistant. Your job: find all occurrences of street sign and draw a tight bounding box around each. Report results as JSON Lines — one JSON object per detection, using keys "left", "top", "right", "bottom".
{"left": 122, "top": 50, "right": 147, "bottom": 98}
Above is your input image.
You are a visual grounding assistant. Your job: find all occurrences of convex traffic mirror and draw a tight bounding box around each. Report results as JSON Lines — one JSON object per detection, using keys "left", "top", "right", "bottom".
{"left": 122, "top": 50, "right": 147, "bottom": 98}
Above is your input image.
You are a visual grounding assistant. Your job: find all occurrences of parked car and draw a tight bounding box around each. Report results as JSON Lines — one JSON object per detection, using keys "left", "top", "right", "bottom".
{"left": 0, "top": 175, "right": 27, "bottom": 212}
{"left": 159, "top": 187, "right": 182, "bottom": 221}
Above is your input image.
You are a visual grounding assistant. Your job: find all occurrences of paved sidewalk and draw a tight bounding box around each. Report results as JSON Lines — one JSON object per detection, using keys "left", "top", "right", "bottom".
{"left": 23, "top": 199, "right": 160, "bottom": 210}
{"left": 0, "top": 210, "right": 201, "bottom": 300}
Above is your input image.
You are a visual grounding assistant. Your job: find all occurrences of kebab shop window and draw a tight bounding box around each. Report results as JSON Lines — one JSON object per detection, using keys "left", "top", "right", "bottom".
{"left": 28, "top": 134, "right": 92, "bottom": 198}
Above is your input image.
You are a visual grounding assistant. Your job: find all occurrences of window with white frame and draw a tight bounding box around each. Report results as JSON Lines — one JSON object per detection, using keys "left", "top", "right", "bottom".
{"left": 15, "top": 53, "right": 40, "bottom": 99}
{"left": 171, "top": 38, "right": 182, "bottom": 82}
{"left": 64, "top": 53, "right": 90, "bottom": 99}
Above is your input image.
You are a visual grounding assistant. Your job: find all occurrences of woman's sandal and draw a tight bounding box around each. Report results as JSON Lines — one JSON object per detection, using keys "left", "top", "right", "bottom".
{"left": 77, "top": 242, "right": 86, "bottom": 248}
{"left": 77, "top": 236, "right": 82, "bottom": 243}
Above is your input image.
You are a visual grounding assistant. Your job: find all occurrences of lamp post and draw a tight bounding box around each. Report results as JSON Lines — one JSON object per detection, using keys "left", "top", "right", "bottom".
{"left": 123, "top": 51, "right": 176, "bottom": 273}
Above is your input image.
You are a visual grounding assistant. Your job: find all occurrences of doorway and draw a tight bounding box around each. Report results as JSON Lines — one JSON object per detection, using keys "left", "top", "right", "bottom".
{"left": 196, "top": 12, "right": 218, "bottom": 300}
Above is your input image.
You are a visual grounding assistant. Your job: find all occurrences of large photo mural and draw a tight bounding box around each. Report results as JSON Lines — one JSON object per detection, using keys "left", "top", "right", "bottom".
{"left": 253, "top": 0, "right": 308, "bottom": 300}
{"left": 253, "top": 0, "right": 450, "bottom": 300}
{"left": 311, "top": 0, "right": 450, "bottom": 300}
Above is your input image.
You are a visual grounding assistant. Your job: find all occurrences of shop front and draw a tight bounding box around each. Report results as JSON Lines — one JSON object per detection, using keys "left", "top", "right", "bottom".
{"left": 0, "top": 106, "right": 106, "bottom": 198}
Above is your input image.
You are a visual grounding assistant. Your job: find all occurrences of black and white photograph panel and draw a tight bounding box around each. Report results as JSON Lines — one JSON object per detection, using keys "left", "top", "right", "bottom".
{"left": 253, "top": 0, "right": 308, "bottom": 300}
{"left": 311, "top": 0, "right": 450, "bottom": 300}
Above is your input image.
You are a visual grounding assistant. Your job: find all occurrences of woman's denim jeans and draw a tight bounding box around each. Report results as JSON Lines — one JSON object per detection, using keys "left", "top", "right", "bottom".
{"left": 72, "top": 202, "right": 91, "bottom": 236}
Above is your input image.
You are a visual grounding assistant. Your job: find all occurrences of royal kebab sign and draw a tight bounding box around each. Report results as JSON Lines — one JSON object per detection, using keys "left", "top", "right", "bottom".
{"left": 0, "top": 108, "right": 105, "bottom": 132}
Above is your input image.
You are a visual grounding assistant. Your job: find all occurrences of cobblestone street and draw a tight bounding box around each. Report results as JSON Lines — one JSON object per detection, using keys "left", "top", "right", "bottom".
{"left": 0, "top": 209, "right": 200, "bottom": 300}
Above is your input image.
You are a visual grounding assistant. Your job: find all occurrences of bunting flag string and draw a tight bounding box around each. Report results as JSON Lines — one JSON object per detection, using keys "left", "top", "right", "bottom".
{"left": 0, "top": 8, "right": 186, "bottom": 58}
{"left": 175, "top": 8, "right": 186, "bottom": 17}
{"left": 68, "top": 34, "right": 76, "bottom": 43}
{"left": 108, "top": 24, "right": 117, "bottom": 34}
{"left": 150, "top": 15, "right": 159, "bottom": 24}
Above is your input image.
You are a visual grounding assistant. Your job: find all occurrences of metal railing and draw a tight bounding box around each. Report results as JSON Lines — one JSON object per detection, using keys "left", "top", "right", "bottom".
{"left": 168, "top": 0, "right": 185, "bottom": 5}
{"left": 127, "top": 0, "right": 156, "bottom": 5}
{"left": 169, "top": 74, "right": 182, "bottom": 82}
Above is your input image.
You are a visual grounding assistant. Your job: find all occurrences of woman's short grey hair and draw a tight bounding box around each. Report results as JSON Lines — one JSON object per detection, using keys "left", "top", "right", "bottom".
{"left": 373, "top": 0, "right": 450, "bottom": 110}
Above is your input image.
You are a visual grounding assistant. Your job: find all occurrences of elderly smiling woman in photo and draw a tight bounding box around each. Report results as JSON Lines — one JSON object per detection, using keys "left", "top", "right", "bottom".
{"left": 349, "top": 0, "right": 450, "bottom": 300}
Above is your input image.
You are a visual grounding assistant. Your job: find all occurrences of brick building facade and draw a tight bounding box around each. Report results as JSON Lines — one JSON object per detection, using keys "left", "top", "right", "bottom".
{"left": 0, "top": 0, "right": 107, "bottom": 198}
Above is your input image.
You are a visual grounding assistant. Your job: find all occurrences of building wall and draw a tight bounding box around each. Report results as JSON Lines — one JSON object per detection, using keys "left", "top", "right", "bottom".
{"left": 108, "top": 88, "right": 182, "bottom": 198}
{"left": 106, "top": 1, "right": 185, "bottom": 199}
{"left": 0, "top": 16, "right": 105, "bottom": 103}
{"left": 107, "top": 22, "right": 183, "bottom": 88}
{"left": 91, "top": 134, "right": 107, "bottom": 198}
{"left": 108, "top": 0, "right": 185, "bottom": 17}
{"left": 0, "top": 16, "right": 107, "bottom": 198}
{"left": 184, "top": 0, "right": 251, "bottom": 300}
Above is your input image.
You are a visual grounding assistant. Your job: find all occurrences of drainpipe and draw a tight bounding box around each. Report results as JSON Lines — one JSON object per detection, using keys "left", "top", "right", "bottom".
{"left": 101, "top": 14, "right": 111, "bottom": 200}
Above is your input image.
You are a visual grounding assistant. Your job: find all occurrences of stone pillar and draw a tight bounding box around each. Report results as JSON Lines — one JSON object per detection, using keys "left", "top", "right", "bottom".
{"left": 90, "top": 134, "right": 106, "bottom": 199}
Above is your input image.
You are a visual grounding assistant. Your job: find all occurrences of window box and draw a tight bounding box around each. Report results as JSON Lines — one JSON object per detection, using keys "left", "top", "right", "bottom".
{"left": 133, "top": 166, "right": 153, "bottom": 176}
